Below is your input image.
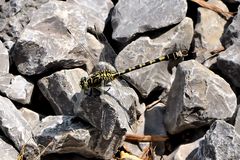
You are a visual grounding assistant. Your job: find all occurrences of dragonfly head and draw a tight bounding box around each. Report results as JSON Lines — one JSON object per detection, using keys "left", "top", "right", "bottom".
{"left": 80, "top": 77, "right": 89, "bottom": 91}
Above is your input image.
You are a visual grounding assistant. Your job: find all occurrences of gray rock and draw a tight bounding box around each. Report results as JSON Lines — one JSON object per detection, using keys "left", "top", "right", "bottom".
{"left": 111, "top": 0, "right": 187, "bottom": 42}
{"left": 164, "top": 60, "right": 237, "bottom": 134}
{"left": 38, "top": 68, "right": 88, "bottom": 115}
{"left": 163, "top": 137, "right": 204, "bottom": 160}
{"left": 38, "top": 64, "right": 141, "bottom": 140}
{"left": 235, "top": 106, "right": 240, "bottom": 135}
{"left": 194, "top": 0, "right": 228, "bottom": 67}
{"left": 33, "top": 116, "right": 124, "bottom": 159}
{"left": 121, "top": 108, "right": 149, "bottom": 157}
{"left": 75, "top": 73, "right": 141, "bottom": 140}
{"left": 0, "top": 41, "right": 9, "bottom": 74}
{"left": 11, "top": 0, "right": 114, "bottom": 75}
{"left": 196, "top": 120, "right": 240, "bottom": 160}
{"left": 217, "top": 44, "right": 240, "bottom": 88}
{"left": 0, "top": 136, "right": 18, "bottom": 160}
{"left": 115, "top": 17, "right": 193, "bottom": 98}
{"left": 0, "top": 0, "right": 48, "bottom": 45}
{"left": 0, "top": 73, "right": 34, "bottom": 104}
{"left": 221, "top": 6, "right": 240, "bottom": 47}
{"left": 144, "top": 103, "right": 167, "bottom": 155}
{"left": 121, "top": 103, "right": 167, "bottom": 158}
{"left": 19, "top": 107, "right": 40, "bottom": 129}
{"left": 0, "top": 95, "right": 39, "bottom": 159}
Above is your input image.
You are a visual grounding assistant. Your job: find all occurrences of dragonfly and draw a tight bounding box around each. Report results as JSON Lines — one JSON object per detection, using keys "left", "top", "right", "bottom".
{"left": 80, "top": 49, "right": 188, "bottom": 91}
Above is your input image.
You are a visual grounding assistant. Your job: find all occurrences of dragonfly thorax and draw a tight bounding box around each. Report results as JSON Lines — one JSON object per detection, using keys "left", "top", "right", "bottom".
{"left": 80, "top": 70, "right": 118, "bottom": 90}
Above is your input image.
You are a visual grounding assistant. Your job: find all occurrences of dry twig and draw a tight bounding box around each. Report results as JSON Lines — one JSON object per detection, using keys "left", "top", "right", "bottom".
{"left": 190, "top": 0, "right": 235, "bottom": 20}
{"left": 125, "top": 134, "right": 169, "bottom": 142}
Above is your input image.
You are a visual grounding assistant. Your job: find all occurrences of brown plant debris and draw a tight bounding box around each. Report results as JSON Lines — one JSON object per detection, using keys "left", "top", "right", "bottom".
{"left": 125, "top": 134, "right": 169, "bottom": 142}
{"left": 113, "top": 145, "right": 143, "bottom": 160}
{"left": 190, "top": 0, "right": 235, "bottom": 20}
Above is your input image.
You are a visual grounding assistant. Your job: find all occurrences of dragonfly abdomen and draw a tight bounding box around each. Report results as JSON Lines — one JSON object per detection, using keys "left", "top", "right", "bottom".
{"left": 80, "top": 49, "right": 188, "bottom": 90}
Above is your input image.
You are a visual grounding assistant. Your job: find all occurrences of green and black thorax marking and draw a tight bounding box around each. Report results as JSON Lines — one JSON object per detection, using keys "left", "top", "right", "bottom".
{"left": 80, "top": 50, "right": 188, "bottom": 91}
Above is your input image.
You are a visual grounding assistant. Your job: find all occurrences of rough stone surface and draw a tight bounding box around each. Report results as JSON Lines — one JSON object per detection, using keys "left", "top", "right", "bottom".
{"left": 0, "top": 41, "right": 9, "bottom": 74}
{"left": 163, "top": 137, "right": 204, "bottom": 160}
{"left": 0, "top": 0, "right": 49, "bottom": 49}
{"left": 164, "top": 60, "right": 237, "bottom": 134}
{"left": 38, "top": 68, "right": 87, "bottom": 115}
{"left": 194, "top": 0, "right": 228, "bottom": 67}
{"left": 38, "top": 64, "right": 142, "bottom": 140}
{"left": 115, "top": 17, "right": 193, "bottom": 98}
{"left": 196, "top": 120, "right": 240, "bottom": 160}
{"left": 144, "top": 103, "right": 167, "bottom": 155}
{"left": 33, "top": 116, "right": 124, "bottom": 159}
{"left": 217, "top": 44, "right": 240, "bottom": 88}
{"left": 121, "top": 109, "right": 149, "bottom": 157}
{"left": 0, "top": 95, "right": 39, "bottom": 159}
{"left": 221, "top": 6, "right": 240, "bottom": 47}
{"left": 19, "top": 107, "right": 40, "bottom": 129}
{"left": 11, "top": 0, "right": 114, "bottom": 75}
{"left": 0, "top": 136, "right": 18, "bottom": 160}
{"left": 0, "top": 73, "right": 34, "bottom": 104}
{"left": 111, "top": 0, "right": 187, "bottom": 42}
{"left": 75, "top": 71, "right": 141, "bottom": 140}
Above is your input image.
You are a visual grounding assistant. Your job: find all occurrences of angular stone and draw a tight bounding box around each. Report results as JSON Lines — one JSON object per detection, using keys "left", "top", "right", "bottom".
{"left": 0, "top": 136, "right": 18, "bottom": 160}
{"left": 38, "top": 68, "right": 87, "bottom": 115}
{"left": 0, "top": 41, "right": 9, "bottom": 74}
{"left": 144, "top": 103, "right": 167, "bottom": 155}
{"left": 115, "top": 17, "right": 193, "bottom": 98}
{"left": 11, "top": 0, "right": 114, "bottom": 75}
{"left": 38, "top": 64, "right": 141, "bottom": 140}
{"left": 0, "top": 73, "right": 34, "bottom": 104}
{"left": 76, "top": 62, "right": 141, "bottom": 138}
{"left": 111, "top": 0, "right": 187, "bottom": 42}
{"left": 0, "top": 0, "right": 48, "bottom": 46}
{"left": 221, "top": 6, "right": 240, "bottom": 47}
{"left": 217, "top": 44, "right": 240, "bottom": 88}
{"left": 163, "top": 137, "right": 204, "bottom": 160}
{"left": 75, "top": 75, "right": 141, "bottom": 140}
{"left": 0, "top": 95, "right": 39, "bottom": 159}
{"left": 164, "top": 60, "right": 237, "bottom": 134}
{"left": 196, "top": 120, "right": 240, "bottom": 160}
{"left": 19, "top": 108, "right": 40, "bottom": 129}
{"left": 33, "top": 116, "right": 124, "bottom": 159}
{"left": 194, "top": 0, "right": 228, "bottom": 67}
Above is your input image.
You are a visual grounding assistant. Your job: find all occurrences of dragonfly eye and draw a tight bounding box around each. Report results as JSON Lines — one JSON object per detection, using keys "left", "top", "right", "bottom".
{"left": 81, "top": 77, "right": 87, "bottom": 81}
{"left": 80, "top": 77, "right": 88, "bottom": 90}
